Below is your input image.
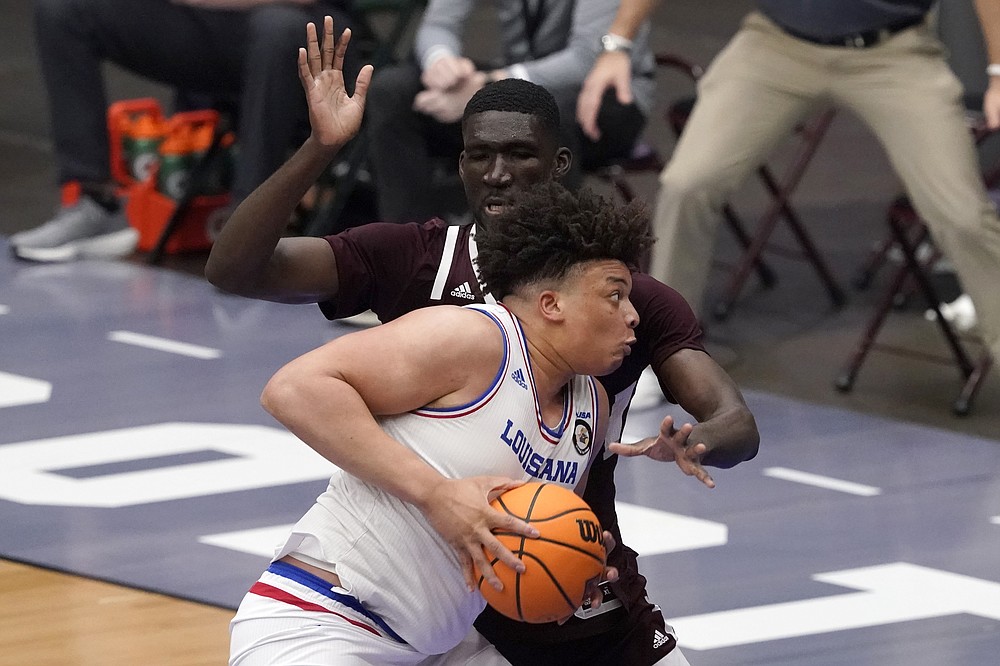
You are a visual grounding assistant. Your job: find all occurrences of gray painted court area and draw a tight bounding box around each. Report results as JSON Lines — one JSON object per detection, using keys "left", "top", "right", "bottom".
{"left": 0, "top": 247, "right": 998, "bottom": 665}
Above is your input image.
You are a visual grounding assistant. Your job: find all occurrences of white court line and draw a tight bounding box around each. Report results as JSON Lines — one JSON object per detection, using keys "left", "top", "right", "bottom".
{"left": 990, "top": 516, "right": 1000, "bottom": 525}
{"left": 108, "top": 330, "right": 220, "bottom": 359}
{"left": 0, "top": 304, "right": 9, "bottom": 315}
{"left": 763, "top": 466, "right": 882, "bottom": 496}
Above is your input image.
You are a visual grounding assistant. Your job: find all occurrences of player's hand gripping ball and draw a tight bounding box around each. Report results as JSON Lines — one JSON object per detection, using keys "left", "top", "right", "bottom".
{"left": 477, "top": 482, "right": 606, "bottom": 623}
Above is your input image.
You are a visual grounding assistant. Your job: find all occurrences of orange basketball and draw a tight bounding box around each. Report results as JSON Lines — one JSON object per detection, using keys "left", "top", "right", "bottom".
{"left": 477, "top": 482, "right": 606, "bottom": 624}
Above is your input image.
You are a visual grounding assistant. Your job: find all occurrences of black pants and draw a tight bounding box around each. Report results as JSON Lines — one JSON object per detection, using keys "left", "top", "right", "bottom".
{"left": 364, "top": 61, "right": 647, "bottom": 223}
{"left": 35, "top": 0, "right": 358, "bottom": 202}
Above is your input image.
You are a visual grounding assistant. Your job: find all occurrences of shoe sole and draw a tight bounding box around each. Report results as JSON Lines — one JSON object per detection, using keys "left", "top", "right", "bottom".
{"left": 13, "top": 227, "right": 139, "bottom": 263}
{"left": 339, "top": 310, "right": 381, "bottom": 328}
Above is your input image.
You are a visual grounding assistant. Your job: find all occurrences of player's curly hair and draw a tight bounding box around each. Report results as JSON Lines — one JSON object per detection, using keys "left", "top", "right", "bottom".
{"left": 475, "top": 182, "right": 654, "bottom": 299}
{"left": 463, "top": 78, "right": 561, "bottom": 138}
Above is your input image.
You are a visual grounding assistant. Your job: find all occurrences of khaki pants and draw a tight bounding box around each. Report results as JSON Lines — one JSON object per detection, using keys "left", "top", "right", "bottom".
{"left": 650, "top": 11, "right": 1000, "bottom": 359}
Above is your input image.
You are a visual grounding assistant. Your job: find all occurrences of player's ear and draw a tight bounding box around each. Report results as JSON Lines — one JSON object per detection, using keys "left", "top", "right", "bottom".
{"left": 538, "top": 289, "right": 565, "bottom": 322}
{"left": 552, "top": 147, "right": 572, "bottom": 180}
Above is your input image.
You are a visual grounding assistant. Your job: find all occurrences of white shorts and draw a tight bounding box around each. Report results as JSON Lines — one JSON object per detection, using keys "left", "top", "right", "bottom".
{"left": 656, "top": 645, "right": 692, "bottom": 666}
{"left": 418, "top": 627, "right": 511, "bottom": 666}
{"left": 229, "top": 561, "right": 422, "bottom": 666}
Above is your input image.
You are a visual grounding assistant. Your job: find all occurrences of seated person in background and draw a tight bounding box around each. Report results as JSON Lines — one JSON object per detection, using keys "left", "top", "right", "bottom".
{"left": 363, "top": 0, "right": 656, "bottom": 223}
{"left": 577, "top": 0, "right": 1000, "bottom": 363}
{"left": 209, "top": 18, "right": 757, "bottom": 664}
{"left": 10, "top": 0, "right": 359, "bottom": 262}
{"left": 229, "top": 180, "right": 644, "bottom": 664}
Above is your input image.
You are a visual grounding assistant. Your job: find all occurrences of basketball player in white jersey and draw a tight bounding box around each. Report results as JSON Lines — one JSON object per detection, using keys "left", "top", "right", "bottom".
{"left": 228, "top": 181, "right": 653, "bottom": 665}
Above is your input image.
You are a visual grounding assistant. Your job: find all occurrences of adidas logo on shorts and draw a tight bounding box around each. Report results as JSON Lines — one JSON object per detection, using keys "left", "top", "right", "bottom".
{"left": 511, "top": 368, "right": 528, "bottom": 390}
{"left": 653, "top": 629, "right": 670, "bottom": 649}
{"left": 450, "top": 281, "right": 476, "bottom": 300}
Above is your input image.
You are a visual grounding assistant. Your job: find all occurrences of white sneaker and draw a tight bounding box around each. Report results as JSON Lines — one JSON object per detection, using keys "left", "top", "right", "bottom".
{"left": 925, "top": 293, "right": 978, "bottom": 332}
{"left": 10, "top": 196, "right": 138, "bottom": 263}
{"left": 630, "top": 367, "right": 666, "bottom": 411}
{"left": 339, "top": 309, "right": 381, "bottom": 328}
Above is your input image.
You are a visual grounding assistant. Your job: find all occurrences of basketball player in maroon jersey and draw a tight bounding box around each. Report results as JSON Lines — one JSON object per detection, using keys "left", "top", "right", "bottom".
{"left": 208, "top": 17, "right": 759, "bottom": 666}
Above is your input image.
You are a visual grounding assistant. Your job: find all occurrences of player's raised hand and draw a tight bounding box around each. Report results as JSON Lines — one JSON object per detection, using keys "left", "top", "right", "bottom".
{"left": 297, "top": 16, "right": 373, "bottom": 148}
{"left": 608, "top": 415, "right": 716, "bottom": 488}
{"left": 418, "top": 476, "right": 540, "bottom": 593}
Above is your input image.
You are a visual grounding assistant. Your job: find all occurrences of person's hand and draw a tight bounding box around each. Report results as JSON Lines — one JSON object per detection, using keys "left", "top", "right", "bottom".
{"left": 557, "top": 530, "right": 619, "bottom": 624}
{"left": 421, "top": 54, "right": 477, "bottom": 92}
{"left": 608, "top": 415, "right": 716, "bottom": 488}
{"left": 413, "top": 74, "right": 483, "bottom": 123}
{"left": 297, "top": 16, "right": 373, "bottom": 149}
{"left": 418, "top": 476, "right": 540, "bottom": 592}
{"left": 576, "top": 51, "right": 633, "bottom": 141}
{"left": 984, "top": 79, "right": 1000, "bottom": 130}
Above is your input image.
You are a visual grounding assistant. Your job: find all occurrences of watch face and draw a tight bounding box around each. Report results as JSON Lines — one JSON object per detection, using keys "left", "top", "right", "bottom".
{"left": 601, "top": 34, "right": 631, "bottom": 53}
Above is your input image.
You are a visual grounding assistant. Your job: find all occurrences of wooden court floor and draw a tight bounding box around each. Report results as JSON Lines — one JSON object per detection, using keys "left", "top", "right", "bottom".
{"left": 0, "top": 560, "right": 230, "bottom": 666}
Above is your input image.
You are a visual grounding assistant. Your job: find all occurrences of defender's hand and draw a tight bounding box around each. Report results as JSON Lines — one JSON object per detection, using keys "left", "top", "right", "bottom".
{"left": 297, "top": 16, "right": 373, "bottom": 148}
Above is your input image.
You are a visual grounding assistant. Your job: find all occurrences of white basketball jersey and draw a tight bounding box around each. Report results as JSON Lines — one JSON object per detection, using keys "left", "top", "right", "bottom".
{"left": 273, "top": 303, "right": 601, "bottom": 655}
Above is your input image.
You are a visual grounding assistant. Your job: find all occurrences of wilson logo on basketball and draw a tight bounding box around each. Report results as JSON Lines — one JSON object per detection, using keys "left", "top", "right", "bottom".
{"left": 576, "top": 518, "right": 603, "bottom": 544}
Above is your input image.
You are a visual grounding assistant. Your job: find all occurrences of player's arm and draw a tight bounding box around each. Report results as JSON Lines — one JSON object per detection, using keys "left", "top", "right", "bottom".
{"left": 262, "top": 306, "right": 538, "bottom": 590}
{"left": 974, "top": 0, "right": 1000, "bottom": 128}
{"left": 576, "top": 0, "right": 659, "bottom": 140}
{"left": 610, "top": 350, "right": 759, "bottom": 488}
{"left": 205, "top": 16, "right": 371, "bottom": 303}
{"left": 658, "top": 349, "right": 760, "bottom": 469}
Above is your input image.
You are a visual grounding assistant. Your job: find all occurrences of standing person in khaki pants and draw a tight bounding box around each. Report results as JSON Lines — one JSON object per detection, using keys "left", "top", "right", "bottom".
{"left": 577, "top": 0, "right": 1000, "bottom": 364}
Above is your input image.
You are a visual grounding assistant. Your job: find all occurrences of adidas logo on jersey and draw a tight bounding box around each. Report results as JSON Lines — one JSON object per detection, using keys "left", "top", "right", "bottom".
{"left": 511, "top": 368, "right": 528, "bottom": 390}
{"left": 450, "top": 281, "right": 476, "bottom": 300}
{"left": 653, "top": 629, "right": 671, "bottom": 649}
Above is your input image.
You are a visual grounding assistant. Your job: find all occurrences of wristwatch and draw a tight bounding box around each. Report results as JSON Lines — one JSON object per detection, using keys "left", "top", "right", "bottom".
{"left": 600, "top": 33, "right": 633, "bottom": 54}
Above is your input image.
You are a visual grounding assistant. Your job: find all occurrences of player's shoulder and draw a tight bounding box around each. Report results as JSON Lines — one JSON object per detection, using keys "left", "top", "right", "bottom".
{"left": 403, "top": 303, "right": 502, "bottom": 337}
{"left": 331, "top": 217, "right": 454, "bottom": 245}
{"left": 629, "top": 271, "right": 692, "bottom": 308}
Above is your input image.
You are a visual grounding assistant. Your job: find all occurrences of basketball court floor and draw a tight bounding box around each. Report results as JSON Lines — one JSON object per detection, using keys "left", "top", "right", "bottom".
{"left": 1, "top": 240, "right": 998, "bottom": 665}
{"left": 2, "top": 1, "right": 999, "bottom": 664}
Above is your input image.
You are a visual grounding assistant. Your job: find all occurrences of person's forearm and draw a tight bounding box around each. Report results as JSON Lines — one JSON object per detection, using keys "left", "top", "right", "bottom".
{"left": 690, "top": 406, "right": 759, "bottom": 468}
{"left": 973, "top": 0, "right": 1000, "bottom": 127}
{"left": 974, "top": 0, "right": 1000, "bottom": 67}
{"left": 608, "top": 0, "right": 660, "bottom": 40}
{"left": 262, "top": 365, "right": 446, "bottom": 508}
{"left": 204, "top": 135, "right": 338, "bottom": 295}
{"left": 413, "top": 0, "right": 473, "bottom": 70}
{"left": 171, "top": 0, "right": 314, "bottom": 9}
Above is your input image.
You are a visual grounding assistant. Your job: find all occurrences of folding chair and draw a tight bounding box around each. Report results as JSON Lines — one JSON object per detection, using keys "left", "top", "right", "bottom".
{"left": 592, "top": 53, "right": 845, "bottom": 320}
{"left": 834, "top": 115, "right": 996, "bottom": 415}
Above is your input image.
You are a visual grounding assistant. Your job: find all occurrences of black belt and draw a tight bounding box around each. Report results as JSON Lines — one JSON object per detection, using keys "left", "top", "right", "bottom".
{"left": 779, "top": 15, "right": 924, "bottom": 49}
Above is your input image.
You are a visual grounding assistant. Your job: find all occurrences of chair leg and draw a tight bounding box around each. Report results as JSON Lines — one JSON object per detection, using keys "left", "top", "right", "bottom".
{"left": 721, "top": 204, "right": 778, "bottom": 288}
{"left": 148, "top": 115, "right": 232, "bottom": 264}
{"left": 713, "top": 109, "right": 840, "bottom": 320}
{"left": 853, "top": 230, "right": 896, "bottom": 290}
{"left": 837, "top": 210, "right": 992, "bottom": 414}
{"left": 835, "top": 259, "right": 911, "bottom": 393}
{"left": 890, "top": 214, "right": 975, "bottom": 377}
{"left": 756, "top": 166, "right": 846, "bottom": 309}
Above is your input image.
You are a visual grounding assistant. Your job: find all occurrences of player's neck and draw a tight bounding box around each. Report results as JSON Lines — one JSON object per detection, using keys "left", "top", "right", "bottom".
{"left": 521, "top": 338, "right": 574, "bottom": 427}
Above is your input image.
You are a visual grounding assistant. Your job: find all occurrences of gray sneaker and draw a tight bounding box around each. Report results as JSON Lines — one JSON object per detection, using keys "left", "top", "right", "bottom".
{"left": 10, "top": 196, "right": 139, "bottom": 262}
